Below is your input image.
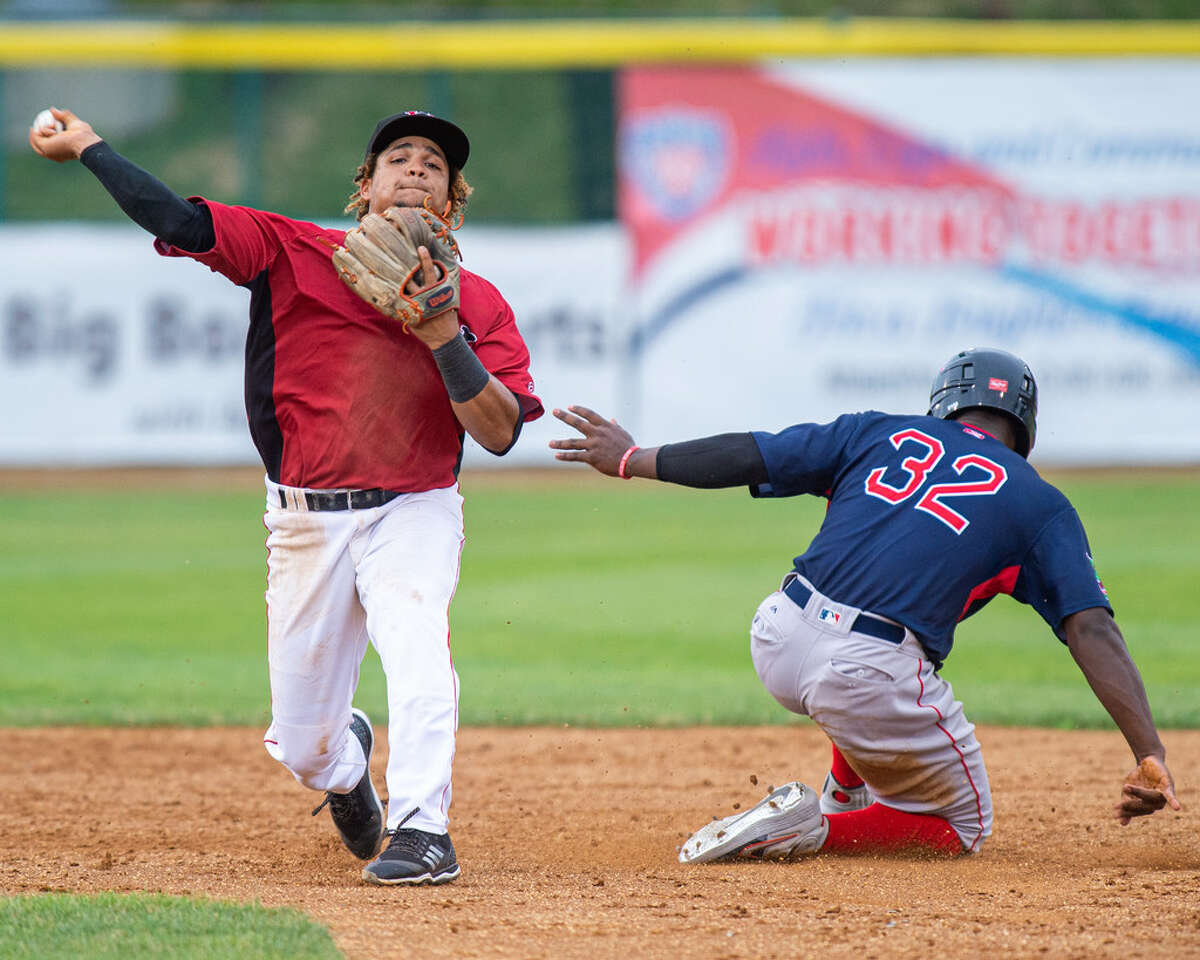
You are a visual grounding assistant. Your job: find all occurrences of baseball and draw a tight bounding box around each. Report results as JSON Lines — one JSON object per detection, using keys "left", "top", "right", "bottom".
{"left": 32, "top": 109, "right": 64, "bottom": 134}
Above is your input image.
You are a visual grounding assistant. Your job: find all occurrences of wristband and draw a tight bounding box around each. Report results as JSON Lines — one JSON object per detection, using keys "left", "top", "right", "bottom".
{"left": 431, "top": 333, "right": 491, "bottom": 403}
{"left": 617, "top": 445, "right": 640, "bottom": 480}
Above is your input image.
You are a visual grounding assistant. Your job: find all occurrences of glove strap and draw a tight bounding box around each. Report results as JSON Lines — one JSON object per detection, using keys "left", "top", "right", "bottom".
{"left": 393, "top": 261, "right": 452, "bottom": 331}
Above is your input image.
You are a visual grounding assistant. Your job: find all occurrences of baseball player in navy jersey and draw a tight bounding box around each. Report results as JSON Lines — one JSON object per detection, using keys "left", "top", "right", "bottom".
{"left": 32, "top": 106, "right": 542, "bottom": 885}
{"left": 551, "top": 348, "right": 1179, "bottom": 861}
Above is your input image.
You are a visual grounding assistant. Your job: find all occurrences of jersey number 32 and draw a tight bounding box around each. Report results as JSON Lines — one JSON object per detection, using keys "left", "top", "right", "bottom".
{"left": 863, "top": 428, "right": 1007, "bottom": 535}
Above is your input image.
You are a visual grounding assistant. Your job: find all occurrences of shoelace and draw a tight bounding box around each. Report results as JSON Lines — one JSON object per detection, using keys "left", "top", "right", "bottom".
{"left": 383, "top": 828, "right": 432, "bottom": 860}
{"left": 311, "top": 790, "right": 357, "bottom": 818}
{"left": 380, "top": 806, "right": 434, "bottom": 859}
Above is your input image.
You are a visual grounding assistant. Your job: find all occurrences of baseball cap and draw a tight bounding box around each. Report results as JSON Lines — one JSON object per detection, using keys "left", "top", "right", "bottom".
{"left": 364, "top": 111, "right": 470, "bottom": 170}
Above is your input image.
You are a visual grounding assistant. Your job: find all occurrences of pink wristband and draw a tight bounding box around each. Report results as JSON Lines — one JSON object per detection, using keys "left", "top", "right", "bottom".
{"left": 617, "top": 445, "right": 640, "bottom": 480}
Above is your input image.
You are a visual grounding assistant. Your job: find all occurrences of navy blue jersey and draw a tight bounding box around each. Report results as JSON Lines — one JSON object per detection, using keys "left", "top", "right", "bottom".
{"left": 751, "top": 412, "right": 1110, "bottom": 666}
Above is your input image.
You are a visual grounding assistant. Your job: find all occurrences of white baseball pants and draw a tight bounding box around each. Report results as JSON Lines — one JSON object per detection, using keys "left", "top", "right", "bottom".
{"left": 261, "top": 479, "right": 464, "bottom": 834}
{"left": 750, "top": 574, "right": 992, "bottom": 852}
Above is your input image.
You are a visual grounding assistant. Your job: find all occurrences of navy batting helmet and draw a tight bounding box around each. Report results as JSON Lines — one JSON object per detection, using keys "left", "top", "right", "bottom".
{"left": 928, "top": 348, "right": 1038, "bottom": 458}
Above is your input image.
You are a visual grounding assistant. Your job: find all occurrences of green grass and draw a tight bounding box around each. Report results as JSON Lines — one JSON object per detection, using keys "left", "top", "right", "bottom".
{"left": 7, "top": 70, "right": 585, "bottom": 225}
{"left": 0, "top": 893, "right": 341, "bottom": 960}
{"left": 948, "top": 474, "right": 1200, "bottom": 727}
{"left": 0, "top": 493, "right": 269, "bottom": 726}
{"left": 950, "top": 612, "right": 1193, "bottom": 727}
{"left": 0, "top": 471, "right": 1196, "bottom": 729}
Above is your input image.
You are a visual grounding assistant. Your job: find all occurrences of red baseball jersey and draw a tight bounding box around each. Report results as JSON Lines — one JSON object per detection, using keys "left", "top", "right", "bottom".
{"left": 156, "top": 200, "right": 542, "bottom": 491}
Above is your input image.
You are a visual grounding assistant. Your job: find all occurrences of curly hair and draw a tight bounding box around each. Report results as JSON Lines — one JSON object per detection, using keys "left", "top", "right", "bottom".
{"left": 344, "top": 152, "right": 472, "bottom": 222}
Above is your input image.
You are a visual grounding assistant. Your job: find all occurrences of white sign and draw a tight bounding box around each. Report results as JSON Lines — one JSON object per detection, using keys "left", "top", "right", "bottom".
{"left": 0, "top": 224, "right": 626, "bottom": 468}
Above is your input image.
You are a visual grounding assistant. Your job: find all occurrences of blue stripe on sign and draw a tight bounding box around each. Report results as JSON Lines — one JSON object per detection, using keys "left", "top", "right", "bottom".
{"left": 630, "top": 265, "right": 747, "bottom": 356}
{"left": 998, "top": 263, "right": 1200, "bottom": 367}
{"left": 633, "top": 261, "right": 1200, "bottom": 368}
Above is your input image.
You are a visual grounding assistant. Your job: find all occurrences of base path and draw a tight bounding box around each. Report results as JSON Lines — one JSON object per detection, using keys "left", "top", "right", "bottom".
{"left": 2, "top": 725, "right": 1197, "bottom": 960}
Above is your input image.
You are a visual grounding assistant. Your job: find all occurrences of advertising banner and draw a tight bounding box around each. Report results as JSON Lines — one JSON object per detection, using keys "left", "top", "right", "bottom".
{"left": 7, "top": 60, "right": 1200, "bottom": 470}
{"left": 619, "top": 62, "right": 1200, "bottom": 463}
{"left": 0, "top": 224, "right": 625, "bottom": 467}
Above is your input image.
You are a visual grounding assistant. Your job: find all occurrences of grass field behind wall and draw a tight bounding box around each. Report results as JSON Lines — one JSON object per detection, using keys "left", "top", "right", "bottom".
{"left": 0, "top": 468, "right": 1196, "bottom": 730}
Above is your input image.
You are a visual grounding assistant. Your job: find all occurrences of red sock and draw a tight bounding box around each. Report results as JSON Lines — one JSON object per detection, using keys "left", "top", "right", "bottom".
{"left": 822, "top": 803, "right": 964, "bottom": 857}
{"left": 829, "top": 743, "right": 864, "bottom": 789}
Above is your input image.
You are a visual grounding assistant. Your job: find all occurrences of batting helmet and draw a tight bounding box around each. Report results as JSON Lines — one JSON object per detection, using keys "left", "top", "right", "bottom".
{"left": 928, "top": 348, "right": 1038, "bottom": 457}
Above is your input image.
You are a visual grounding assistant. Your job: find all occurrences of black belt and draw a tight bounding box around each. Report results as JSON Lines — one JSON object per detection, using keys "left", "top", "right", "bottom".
{"left": 783, "top": 578, "right": 906, "bottom": 645}
{"left": 303, "top": 488, "right": 403, "bottom": 511}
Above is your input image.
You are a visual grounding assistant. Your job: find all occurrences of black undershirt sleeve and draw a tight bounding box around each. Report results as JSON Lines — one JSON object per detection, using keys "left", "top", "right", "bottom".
{"left": 655, "top": 433, "right": 769, "bottom": 489}
{"left": 80, "top": 140, "right": 215, "bottom": 253}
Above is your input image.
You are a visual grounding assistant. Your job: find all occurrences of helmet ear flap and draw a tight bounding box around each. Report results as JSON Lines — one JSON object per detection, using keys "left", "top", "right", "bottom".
{"left": 928, "top": 348, "right": 1038, "bottom": 458}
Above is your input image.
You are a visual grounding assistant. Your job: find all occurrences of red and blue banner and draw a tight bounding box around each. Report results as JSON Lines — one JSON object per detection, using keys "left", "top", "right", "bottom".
{"left": 618, "top": 62, "right": 1200, "bottom": 463}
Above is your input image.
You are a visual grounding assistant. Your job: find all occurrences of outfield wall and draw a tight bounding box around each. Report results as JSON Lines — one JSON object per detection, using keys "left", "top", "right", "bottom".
{"left": 5, "top": 37, "right": 1200, "bottom": 468}
{"left": 2, "top": 212, "right": 1198, "bottom": 469}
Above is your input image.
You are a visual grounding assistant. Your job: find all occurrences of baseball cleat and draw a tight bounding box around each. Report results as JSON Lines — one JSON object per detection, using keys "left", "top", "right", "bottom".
{"left": 819, "top": 771, "right": 874, "bottom": 815}
{"left": 679, "top": 782, "right": 829, "bottom": 864}
{"left": 363, "top": 828, "right": 461, "bottom": 886}
{"left": 311, "top": 708, "right": 385, "bottom": 860}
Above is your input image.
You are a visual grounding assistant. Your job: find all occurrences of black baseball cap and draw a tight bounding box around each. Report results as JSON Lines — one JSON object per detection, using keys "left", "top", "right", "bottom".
{"left": 364, "top": 111, "right": 470, "bottom": 170}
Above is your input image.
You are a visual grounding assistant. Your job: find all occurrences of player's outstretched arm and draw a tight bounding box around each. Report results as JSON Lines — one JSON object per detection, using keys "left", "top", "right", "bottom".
{"left": 1063, "top": 607, "right": 1181, "bottom": 824}
{"left": 550, "top": 406, "right": 657, "bottom": 478}
{"left": 551, "top": 407, "right": 769, "bottom": 487}
{"left": 29, "top": 106, "right": 214, "bottom": 252}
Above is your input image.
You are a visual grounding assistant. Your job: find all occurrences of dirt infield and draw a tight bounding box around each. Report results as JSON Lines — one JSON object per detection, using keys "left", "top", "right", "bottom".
{"left": 2, "top": 725, "right": 1197, "bottom": 960}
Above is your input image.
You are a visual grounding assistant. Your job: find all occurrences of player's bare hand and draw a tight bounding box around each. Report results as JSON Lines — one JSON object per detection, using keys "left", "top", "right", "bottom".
{"left": 27, "top": 107, "right": 101, "bottom": 162}
{"left": 549, "top": 405, "right": 635, "bottom": 476}
{"left": 1115, "top": 755, "right": 1180, "bottom": 825}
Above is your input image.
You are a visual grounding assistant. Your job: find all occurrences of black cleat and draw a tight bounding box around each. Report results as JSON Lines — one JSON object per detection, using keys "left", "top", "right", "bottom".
{"left": 311, "top": 708, "right": 384, "bottom": 860}
{"left": 362, "top": 827, "right": 460, "bottom": 886}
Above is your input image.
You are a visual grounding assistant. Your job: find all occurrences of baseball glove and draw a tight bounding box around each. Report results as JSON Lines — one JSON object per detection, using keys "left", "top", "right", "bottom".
{"left": 333, "top": 205, "right": 461, "bottom": 330}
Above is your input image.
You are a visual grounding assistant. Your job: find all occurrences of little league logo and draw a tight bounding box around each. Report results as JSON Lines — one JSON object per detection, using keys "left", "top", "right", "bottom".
{"left": 621, "top": 108, "right": 732, "bottom": 223}
{"left": 1087, "top": 553, "right": 1109, "bottom": 598}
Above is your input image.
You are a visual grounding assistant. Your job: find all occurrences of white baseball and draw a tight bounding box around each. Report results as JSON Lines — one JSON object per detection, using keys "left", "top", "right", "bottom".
{"left": 32, "top": 109, "right": 64, "bottom": 134}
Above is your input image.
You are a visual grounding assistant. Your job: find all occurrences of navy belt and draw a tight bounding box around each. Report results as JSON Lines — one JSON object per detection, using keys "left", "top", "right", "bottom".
{"left": 303, "top": 488, "right": 402, "bottom": 511}
{"left": 783, "top": 578, "right": 905, "bottom": 645}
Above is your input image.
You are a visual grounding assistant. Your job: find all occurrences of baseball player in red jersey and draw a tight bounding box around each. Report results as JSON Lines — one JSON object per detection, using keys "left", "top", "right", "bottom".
{"left": 32, "top": 106, "right": 542, "bottom": 886}
{"left": 551, "top": 348, "right": 1179, "bottom": 862}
